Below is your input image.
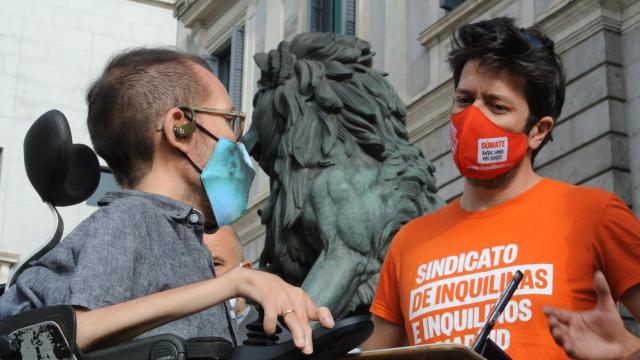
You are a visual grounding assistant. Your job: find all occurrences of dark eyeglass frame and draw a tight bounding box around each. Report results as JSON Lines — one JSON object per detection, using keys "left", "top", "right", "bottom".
{"left": 158, "top": 105, "right": 246, "bottom": 141}
{"left": 188, "top": 106, "right": 246, "bottom": 141}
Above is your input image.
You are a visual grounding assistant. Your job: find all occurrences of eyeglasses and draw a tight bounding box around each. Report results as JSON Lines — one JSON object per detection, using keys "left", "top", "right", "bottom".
{"left": 184, "top": 105, "right": 246, "bottom": 141}
{"left": 157, "top": 105, "right": 246, "bottom": 141}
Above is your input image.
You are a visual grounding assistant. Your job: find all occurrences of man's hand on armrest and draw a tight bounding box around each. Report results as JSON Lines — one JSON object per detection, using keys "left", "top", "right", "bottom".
{"left": 360, "top": 315, "right": 407, "bottom": 351}
{"left": 75, "top": 267, "right": 334, "bottom": 354}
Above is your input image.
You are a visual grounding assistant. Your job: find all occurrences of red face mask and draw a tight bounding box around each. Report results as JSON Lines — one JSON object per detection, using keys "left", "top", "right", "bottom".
{"left": 450, "top": 105, "right": 527, "bottom": 179}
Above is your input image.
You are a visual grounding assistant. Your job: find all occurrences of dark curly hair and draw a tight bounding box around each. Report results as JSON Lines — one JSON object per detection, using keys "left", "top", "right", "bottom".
{"left": 448, "top": 17, "right": 565, "bottom": 161}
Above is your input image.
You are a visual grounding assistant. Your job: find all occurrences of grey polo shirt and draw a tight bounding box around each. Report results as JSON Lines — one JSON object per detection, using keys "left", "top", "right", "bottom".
{"left": 0, "top": 190, "right": 237, "bottom": 344}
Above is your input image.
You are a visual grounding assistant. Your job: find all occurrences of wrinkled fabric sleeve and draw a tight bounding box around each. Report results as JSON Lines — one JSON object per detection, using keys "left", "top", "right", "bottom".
{"left": 594, "top": 194, "right": 640, "bottom": 300}
{"left": 0, "top": 209, "right": 141, "bottom": 320}
{"left": 0, "top": 244, "right": 80, "bottom": 319}
{"left": 370, "top": 226, "right": 405, "bottom": 326}
{"left": 0, "top": 280, "right": 38, "bottom": 318}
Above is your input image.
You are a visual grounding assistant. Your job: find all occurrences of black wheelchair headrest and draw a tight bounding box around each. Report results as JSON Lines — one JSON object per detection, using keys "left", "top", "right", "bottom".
{"left": 24, "top": 110, "right": 100, "bottom": 207}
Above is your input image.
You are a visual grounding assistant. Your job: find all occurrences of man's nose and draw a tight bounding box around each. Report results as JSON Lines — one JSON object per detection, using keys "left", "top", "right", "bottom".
{"left": 471, "top": 100, "right": 491, "bottom": 116}
{"left": 472, "top": 99, "right": 485, "bottom": 110}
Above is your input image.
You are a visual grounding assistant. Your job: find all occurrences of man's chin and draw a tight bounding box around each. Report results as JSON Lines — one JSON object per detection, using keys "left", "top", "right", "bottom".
{"left": 466, "top": 166, "right": 518, "bottom": 190}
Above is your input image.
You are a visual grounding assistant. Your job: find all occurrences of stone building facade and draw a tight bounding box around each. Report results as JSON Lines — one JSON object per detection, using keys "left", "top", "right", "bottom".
{"left": 0, "top": 0, "right": 178, "bottom": 283}
{"left": 175, "top": 0, "right": 640, "bottom": 332}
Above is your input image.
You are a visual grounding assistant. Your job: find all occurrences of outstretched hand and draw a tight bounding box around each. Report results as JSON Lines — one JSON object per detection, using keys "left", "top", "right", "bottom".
{"left": 229, "top": 267, "right": 335, "bottom": 355}
{"left": 543, "top": 271, "right": 640, "bottom": 360}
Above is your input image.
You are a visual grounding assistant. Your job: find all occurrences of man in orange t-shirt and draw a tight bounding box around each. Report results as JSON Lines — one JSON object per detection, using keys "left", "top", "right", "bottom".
{"left": 362, "top": 17, "right": 640, "bottom": 359}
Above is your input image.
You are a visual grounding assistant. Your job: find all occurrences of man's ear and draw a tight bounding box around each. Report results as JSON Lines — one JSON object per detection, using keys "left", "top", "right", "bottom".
{"left": 528, "top": 116, "right": 554, "bottom": 151}
{"left": 162, "top": 107, "right": 195, "bottom": 154}
{"left": 240, "top": 260, "right": 252, "bottom": 269}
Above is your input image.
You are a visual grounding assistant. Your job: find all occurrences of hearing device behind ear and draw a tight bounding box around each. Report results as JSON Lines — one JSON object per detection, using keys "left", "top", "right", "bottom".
{"left": 174, "top": 106, "right": 197, "bottom": 138}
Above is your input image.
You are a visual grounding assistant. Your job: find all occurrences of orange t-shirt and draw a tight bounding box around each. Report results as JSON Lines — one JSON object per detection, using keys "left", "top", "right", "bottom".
{"left": 371, "top": 178, "right": 640, "bottom": 359}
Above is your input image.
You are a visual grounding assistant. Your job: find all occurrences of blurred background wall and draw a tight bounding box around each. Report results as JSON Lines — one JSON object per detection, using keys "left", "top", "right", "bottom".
{"left": 0, "top": 0, "right": 177, "bottom": 281}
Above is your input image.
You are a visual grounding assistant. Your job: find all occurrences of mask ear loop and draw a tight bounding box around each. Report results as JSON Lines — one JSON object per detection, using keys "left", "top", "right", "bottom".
{"left": 191, "top": 119, "right": 224, "bottom": 174}
{"left": 195, "top": 122, "right": 220, "bottom": 142}
{"left": 173, "top": 106, "right": 223, "bottom": 173}
{"left": 179, "top": 105, "right": 222, "bottom": 142}
{"left": 526, "top": 114, "right": 554, "bottom": 164}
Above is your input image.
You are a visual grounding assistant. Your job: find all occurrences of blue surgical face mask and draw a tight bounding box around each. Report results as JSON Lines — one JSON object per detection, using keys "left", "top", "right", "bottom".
{"left": 200, "top": 137, "right": 256, "bottom": 227}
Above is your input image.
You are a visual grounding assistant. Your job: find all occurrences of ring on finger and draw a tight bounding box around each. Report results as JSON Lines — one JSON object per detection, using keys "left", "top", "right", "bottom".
{"left": 282, "top": 309, "right": 295, "bottom": 317}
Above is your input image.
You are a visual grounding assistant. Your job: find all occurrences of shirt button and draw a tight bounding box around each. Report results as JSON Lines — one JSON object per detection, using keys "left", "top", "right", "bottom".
{"left": 189, "top": 213, "right": 200, "bottom": 224}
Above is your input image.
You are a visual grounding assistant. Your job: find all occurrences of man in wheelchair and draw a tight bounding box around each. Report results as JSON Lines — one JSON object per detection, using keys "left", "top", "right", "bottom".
{"left": 0, "top": 48, "right": 340, "bottom": 358}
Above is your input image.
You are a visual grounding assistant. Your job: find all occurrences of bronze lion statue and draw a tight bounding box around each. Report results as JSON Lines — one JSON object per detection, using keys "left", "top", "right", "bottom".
{"left": 242, "top": 32, "right": 444, "bottom": 318}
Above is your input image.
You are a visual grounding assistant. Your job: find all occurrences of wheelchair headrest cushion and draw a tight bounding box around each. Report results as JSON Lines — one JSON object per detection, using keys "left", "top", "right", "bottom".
{"left": 24, "top": 110, "right": 100, "bottom": 206}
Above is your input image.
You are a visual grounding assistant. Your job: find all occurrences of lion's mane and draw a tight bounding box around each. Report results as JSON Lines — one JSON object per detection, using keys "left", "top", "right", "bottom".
{"left": 244, "top": 32, "right": 443, "bottom": 315}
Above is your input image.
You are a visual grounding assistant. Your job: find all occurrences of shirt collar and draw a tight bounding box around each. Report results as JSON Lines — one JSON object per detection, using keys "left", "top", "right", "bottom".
{"left": 98, "top": 190, "right": 195, "bottom": 221}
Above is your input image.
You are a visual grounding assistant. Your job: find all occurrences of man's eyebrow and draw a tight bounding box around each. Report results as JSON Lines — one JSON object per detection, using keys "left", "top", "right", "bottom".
{"left": 484, "top": 93, "right": 516, "bottom": 105}
{"left": 454, "top": 88, "right": 474, "bottom": 96}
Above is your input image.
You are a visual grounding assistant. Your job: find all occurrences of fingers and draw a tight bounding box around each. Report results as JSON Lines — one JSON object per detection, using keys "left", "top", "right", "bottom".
{"left": 278, "top": 286, "right": 336, "bottom": 355}
{"left": 282, "top": 306, "right": 308, "bottom": 352}
{"left": 547, "top": 316, "right": 578, "bottom": 358}
{"left": 262, "top": 299, "right": 278, "bottom": 335}
{"left": 284, "top": 289, "right": 336, "bottom": 354}
{"left": 543, "top": 306, "right": 580, "bottom": 358}
{"left": 547, "top": 315, "right": 569, "bottom": 345}
{"left": 543, "top": 305, "right": 573, "bottom": 324}
{"left": 245, "top": 271, "right": 335, "bottom": 355}
{"left": 304, "top": 295, "right": 335, "bottom": 329}
{"left": 264, "top": 286, "right": 310, "bottom": 353}
{"left": 317, "top": 306, "right": 335, "bottom": 329}
{"left": 289, "top": 290, "right": 313, "bottom": 354}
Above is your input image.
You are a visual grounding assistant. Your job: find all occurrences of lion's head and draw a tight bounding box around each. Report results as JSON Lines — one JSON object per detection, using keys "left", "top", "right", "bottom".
{"left": 244, "top": 32, "right": 437, "bottom": 196}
